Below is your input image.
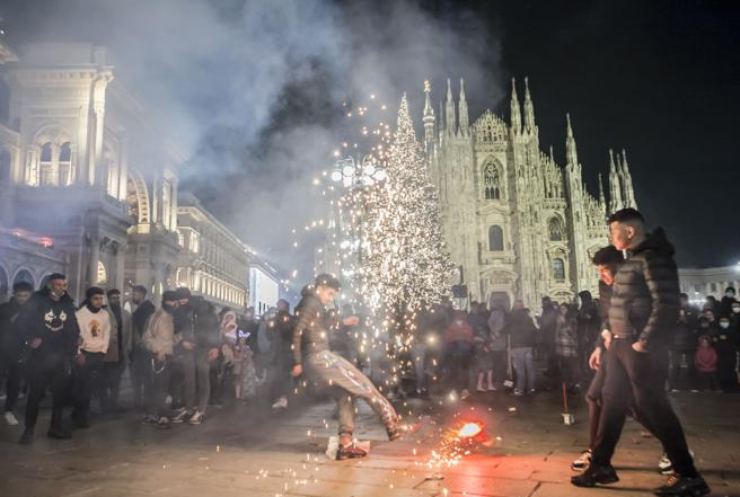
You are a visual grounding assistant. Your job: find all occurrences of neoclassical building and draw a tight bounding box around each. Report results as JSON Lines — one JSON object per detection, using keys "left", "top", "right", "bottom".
{"left": 422, "top": 78, "right": 638, "bottom": 309}
{"left": 0, "top": 42, "right": 180, "bottom": 301}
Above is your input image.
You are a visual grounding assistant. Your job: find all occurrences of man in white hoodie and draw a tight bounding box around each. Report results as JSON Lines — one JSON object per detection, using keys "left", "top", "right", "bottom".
{"left": 71, "top": 287, "right": 110, "bottom": 428}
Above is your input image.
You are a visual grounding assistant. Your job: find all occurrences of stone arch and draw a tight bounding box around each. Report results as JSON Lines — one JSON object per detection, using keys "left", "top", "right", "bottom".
{"left": 126, "top": 169, "right": 150, "bottom": 224}
{"left": 12, "top": 268, "right": 36, "bottom": 289}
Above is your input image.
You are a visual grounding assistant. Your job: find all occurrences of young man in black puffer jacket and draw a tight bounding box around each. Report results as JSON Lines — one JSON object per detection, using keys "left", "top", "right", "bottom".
{"left": 572, "top": 209, "right": 708, "bottom": 497}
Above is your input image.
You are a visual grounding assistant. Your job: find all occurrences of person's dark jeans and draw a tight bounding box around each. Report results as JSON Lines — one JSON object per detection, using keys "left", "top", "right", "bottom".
{"left": 101, "top": 361, "right": 126, "bottom": 410}
{"left": 130, "top": 346, "right": 150, "bottom": 408}
{"left": 2, "top": 351, "right": 22, "bottom": 413}
{"left": 24, "top": 355, "right": 70, "bottom": 431}
{"left": 592, "top": 338, "right": 697, "bottom": 477}
{"left": 269, "top": 350, "right": 293, "bottom": 402}
{"left": 72, "top": 351, "right": 105, "bottom": 422}
{"left": 446, "top": 344, "right": 472, "bottom": 392}
{"left": 491, "top": 350, "right": 507, "bottom": 386}
{"left": 146, "top": 356, "right": 173, "bottom": 418}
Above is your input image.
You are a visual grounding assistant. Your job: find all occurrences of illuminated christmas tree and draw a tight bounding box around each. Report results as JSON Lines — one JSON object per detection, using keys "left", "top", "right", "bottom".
{"left": 359, "top": 94, "right": 454, "bottom": 339}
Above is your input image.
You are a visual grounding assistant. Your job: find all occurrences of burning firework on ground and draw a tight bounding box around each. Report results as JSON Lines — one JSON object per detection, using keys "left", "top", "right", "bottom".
{"left": 425, "top": 418, "right": 492, "bottom": 469}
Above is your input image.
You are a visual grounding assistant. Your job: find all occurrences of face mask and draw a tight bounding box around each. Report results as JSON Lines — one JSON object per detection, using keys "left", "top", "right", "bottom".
{"left": 732, "top": 307, "right": 740, "bottom": 314}
{"left": 719, "top": 322, "right": 730, "bottom": 329}
{"left": 726, "top": 292, "right": 735, "bottom": 299}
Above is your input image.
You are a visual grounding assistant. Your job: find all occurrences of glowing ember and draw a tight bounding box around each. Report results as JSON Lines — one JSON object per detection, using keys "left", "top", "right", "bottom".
{"left": 457, "top": 422, "right": 483, "bottom": 439}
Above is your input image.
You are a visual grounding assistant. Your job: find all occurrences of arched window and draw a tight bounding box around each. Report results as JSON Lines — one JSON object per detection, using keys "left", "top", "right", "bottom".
{"left": 0, "top": 265, "right": 8, "bottom": 301}
{"left": 483, "top": 159, "right": 502, "bottom": 200}
{"left": 552, "top": 258, "right": 565, "bottom": 282}
{"left": 39, "top": 142, "right": 54, "bottom": 186}
{"left": 59, "top": 142, "right": 72, "bottom": 186}
{"left": 548, "top": 216, "right": 564, "bottom": 241}
{"left": 96, "top": 261, "right": 107, "bottom": 285}
{"left": 0, "top": 148, "right": 10, "bottom": 184}
{"left": 13, "top": 269, "right": 35, "bottom": 288}
{"left": 488, "top": 225, "right": 504, "bottom": 251}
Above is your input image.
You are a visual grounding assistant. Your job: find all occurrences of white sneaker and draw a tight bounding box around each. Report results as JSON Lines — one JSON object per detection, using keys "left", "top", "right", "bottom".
{"left": 4, "top": 411, "right": 19, "bottom": 426}
{"left": 658, "top": 450, "right": 695, "bottom": 475}
{"left": 487, "top": 385, "right": 498, "bottom": 392}
{"left": 461, "top": 389, "right": 471, "bottom": 400}
{"left": 571, "top": 449, "right": 592, "bottom": 471}
{"left": 188, "top": 410, "right": 204, "bottom": 425}
{"left": 513, "top": 389, "right": 524, "bottom": 397}
{"left": 271, "top": 396, "right": 288, "bottom": 409}
{"left": 171, "top": 407, "right": 189, "bottom": 424}
{"left": 476, "top": 386, "right": 487, "bottom": 393}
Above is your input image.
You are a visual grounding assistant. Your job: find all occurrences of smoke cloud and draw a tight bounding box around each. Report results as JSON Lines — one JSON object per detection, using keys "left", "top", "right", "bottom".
{"left": 2, "top": 0, "right": 503, "bottom": 282}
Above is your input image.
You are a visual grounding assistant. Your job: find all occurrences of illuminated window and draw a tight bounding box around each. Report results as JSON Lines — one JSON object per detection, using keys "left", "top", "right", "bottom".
{"left": 39, "top": 142, "right": 54, "bottom": 185}
{"left": 96, "top": 261, "right": 107, "bottom": 285}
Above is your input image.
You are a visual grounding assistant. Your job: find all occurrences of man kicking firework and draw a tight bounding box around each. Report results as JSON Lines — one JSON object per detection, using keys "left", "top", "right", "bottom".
{"left": 291, "top": 274, "right": 400, "bottom": 460}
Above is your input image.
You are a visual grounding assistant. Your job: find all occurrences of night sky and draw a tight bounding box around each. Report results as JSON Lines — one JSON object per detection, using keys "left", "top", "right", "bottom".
{"left": 2, "top": 0, "right": 739, "bottom": 268}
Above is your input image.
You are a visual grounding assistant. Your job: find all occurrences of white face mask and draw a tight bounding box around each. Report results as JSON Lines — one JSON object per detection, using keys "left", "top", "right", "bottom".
{"left": 732, "top": 307, "right": 740, "bottom": 314}
{"left": 719, "top": 322, "right": 730, "bottom": 329}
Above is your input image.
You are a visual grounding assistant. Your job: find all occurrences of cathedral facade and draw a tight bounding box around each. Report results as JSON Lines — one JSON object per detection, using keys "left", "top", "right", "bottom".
{"left": 421, "top": 78, "right": 637, "bottom": 310}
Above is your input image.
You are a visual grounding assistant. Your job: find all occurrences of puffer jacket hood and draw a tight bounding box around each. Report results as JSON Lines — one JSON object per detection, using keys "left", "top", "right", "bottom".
{"left": 631, "top": 227, "right": 675, "bottom": 258}
{"left": 578, "top": 291, "right": 593, "bottom": 305}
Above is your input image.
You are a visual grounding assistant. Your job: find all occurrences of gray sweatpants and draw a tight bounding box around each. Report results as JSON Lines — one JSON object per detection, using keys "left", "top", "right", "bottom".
{"left": 177, "top": 350, "right": 211, "bottom": 414}
{"left": 304, "top": 350, "right": 398, "bottom": 436}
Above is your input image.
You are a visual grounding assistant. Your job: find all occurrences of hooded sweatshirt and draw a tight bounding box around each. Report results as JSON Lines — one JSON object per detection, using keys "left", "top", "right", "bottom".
{"left": 292, "top": 286, "right": 332, "bottom": 365}
{"left": 607, "top": 228, "right": 680, "bottom": 346}
{"left": 76, "top": 304, "right": 111, "bottom": 354}
{"left": 18, "top": 288, "right": 80, "bottom": 363}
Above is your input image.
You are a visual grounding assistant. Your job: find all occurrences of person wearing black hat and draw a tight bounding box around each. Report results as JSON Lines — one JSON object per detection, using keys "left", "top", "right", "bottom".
{"left": 291, "top": 274, "right": 400, "bottom": 460}
{"left": 17, "top": 273, "right": 80, "bottom": 444}
{"left": 71, "top": 287, "right": 111, "bottom": 428}
{"left": 141, "top": 291, "right": 179, "bottom": 428}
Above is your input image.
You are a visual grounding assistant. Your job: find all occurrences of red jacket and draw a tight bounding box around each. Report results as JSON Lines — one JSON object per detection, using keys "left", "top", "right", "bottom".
{"left": 694, "top": 345, "right": 718, "bottom": 373}
{"left": 445, "top": 321, "right": 475, "bottom": 344}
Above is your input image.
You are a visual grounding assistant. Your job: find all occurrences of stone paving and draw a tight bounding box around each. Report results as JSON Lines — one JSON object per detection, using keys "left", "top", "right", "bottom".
{"left": 0, "top": 389, "right": 738, "bottom": 497}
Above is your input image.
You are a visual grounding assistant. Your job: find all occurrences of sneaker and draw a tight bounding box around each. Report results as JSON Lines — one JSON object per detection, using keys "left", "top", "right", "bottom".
{"left": 156, "top": 416, "right": 172, "bottom": 429}
{"left": 271, "top": 396, "right": 288, "bottom": 410}
{"left": 487, "top": 385, "right": 498, "bottom": 392}
{"left": 571, "top": 449, "right": 592, "bottom": 471}
{"left": 188, "top": 410, "right": 204, "bottom": 425}
{"left": 528, "top": 388, "right": 536, "bottom": 395}
{"left": 513, "top": 389, "right": 524, "bottom": 397}
{"left": 571, "top": 464, "right": 619, "bottom": 487}
{"left": 171, "top": 408, "right": 189, "bottom": 424}
{"left": 476, "top": 386, "right": 487, "bottom": 393}
{"left": 47, "top": 427, "right": 72, "bottom": 439}
{"left": 336, "top": 443, "right": 367, "bottom": 461}
{"left": 142, "top": 414, "right": 159, "bottom": 424}
{"left": 658, "top": 450, "right": 695, "bottom": 475}
{"left": 461, "top": 389, "right": 471, "bottom": 400}
{"left": 4, "top": 411, "right": 19, "bottom": 426}
{"left": 654, "top": 474, "right": 710, "bottom": 496}
{"left": 18, "top": 428, "right": 33, "bottom": 445}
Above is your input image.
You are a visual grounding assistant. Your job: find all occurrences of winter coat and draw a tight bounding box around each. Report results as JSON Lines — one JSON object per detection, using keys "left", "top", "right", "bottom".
{"left": 131, "top": 300, "right": 155, "bottom": 346}
{"left": 445, "top": 320, "right": 475, "bottom": 344}
{"left": 17, "top": 288, "right": 80, "bottom": 364}
{"left": 104, "top": 305, "right": 132, "bottom": 364}
{"left": 508, "top": 309, "right": 538, "bottom": 349}
{"left": 577, "top": 290, "right": 600, "bottom": 349}
{"left": 694, "top": 345, "right": 718, "bottom": 373}
{"left": 487, "top": 309, "right": 508, "bottom": 352}
{"left": 672, "top": 306, "right": 699, "bottom": 352}
{"left": 192, "top": 301, "right": 221, "bottom": 351}
{"left": 292, "top": 288, "right": 333, "bottom": 365}
{"left": 142, "top": 308, "right": 176, "bottom": 356}
{"left": 538, "top": 304, "right": 558, "bottom": 346}
{"left": 608, "top": 228, "right": 681, "bottom": 346}
{"left": 555, "top": 313, "right": 578, "bottom": 358}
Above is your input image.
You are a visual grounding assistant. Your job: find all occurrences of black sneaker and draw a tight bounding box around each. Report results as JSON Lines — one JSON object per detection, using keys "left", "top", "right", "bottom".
{"left": 18, "top": 429, "right": 33, "bottom": 445}
{"left": 571, "top": 465, "right": 619, "bottom": 487}
{"left": 336, "top": 443, "right": 367, "bottom": 461}
{"left": 387, "top": 426, "right": 401, "bottom": 442}
{"left": 47, "top": 427, "right": 72, "bottom": 439}
{"left": 654, "top": 474, "right": 710, "bottom": 497}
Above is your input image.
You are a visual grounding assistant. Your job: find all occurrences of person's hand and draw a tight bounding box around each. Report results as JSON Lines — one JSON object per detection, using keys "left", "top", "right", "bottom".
{"left": 603, "top": 335, "right": 612, "bottom": 350}
{"left": 75, "top": 353, "right": 86, "bottom": 367}
{"left": 588, "top": 348, "right": 601, "bottom": 370}
{"left": 632, "top": 340, "right": 648, "bottom": 354}
{"left": 29, "top": 337, "right": 42, "bottom": 349}
{"left": 207, "top": 348, "right": 219, "bottom": 362}
{"left": 182, "top": 341, "right": 194, "bottom": 351}
{"left": 342, "top": 316, "right": 360, "bottom": 327}
{"left": 291, "top": 364, "right": 303, "bottom": 377}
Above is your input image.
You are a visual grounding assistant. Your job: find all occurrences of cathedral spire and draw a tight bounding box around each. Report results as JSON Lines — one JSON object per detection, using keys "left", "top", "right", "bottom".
{"left": 549, "top": 145, "right": 555, "bottom": 163}
{"left": 445, "top": 78, "right": 456, "bottom": 136}
{"left": 608, "top": 148, "right": 624, "bottom": 213}
{"left": 598, "top": 173, "right": 606, "bottom": 210}
{"left": 510, "top": 77, "right": 521, "bottom": 134}
{"left": 458, "top": 78, "right": 469, "bottom": 137}
{"left": 620, "top": 148, "right": 637, "bottom": 209}
{"left": 423, "top": 80, "right": 436, "bottom": 152}
{"left": 523, "top": 76, "right": 536, "bottom": 131}
{"left": 565, "top": 113, "right": 578, "bottom": 166}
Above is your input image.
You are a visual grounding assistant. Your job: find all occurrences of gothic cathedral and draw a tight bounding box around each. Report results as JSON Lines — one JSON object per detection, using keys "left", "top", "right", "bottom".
{"left": 421, "top": 78, "right": 637, "bottom": 310}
